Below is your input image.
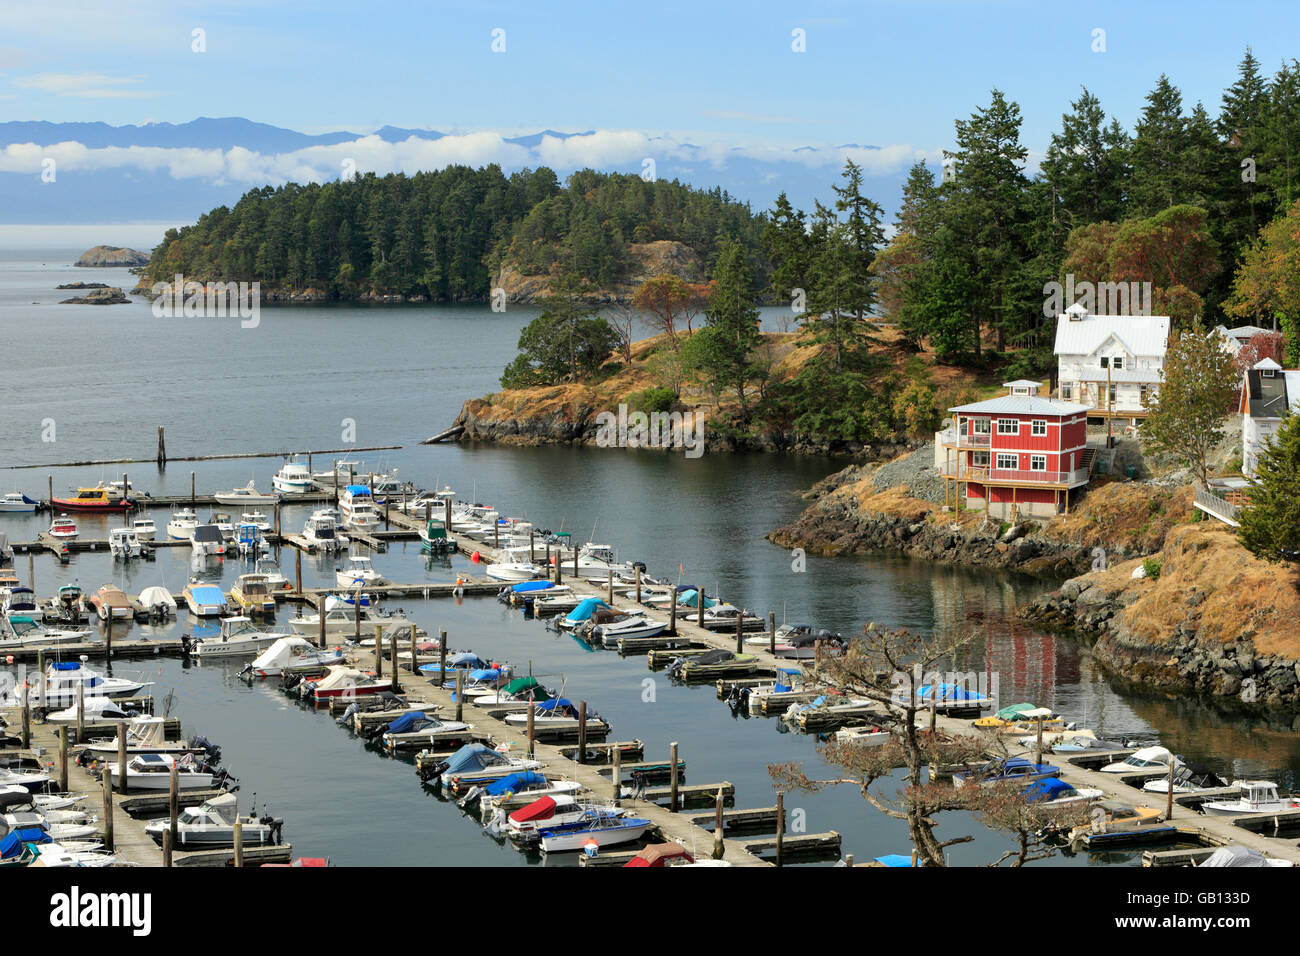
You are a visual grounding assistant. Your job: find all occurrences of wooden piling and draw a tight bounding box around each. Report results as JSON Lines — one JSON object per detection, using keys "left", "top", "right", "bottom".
{"left": 21, "top": 695, "right": 30, "bottom": 748}
{"left": 157, "top": 426, "right": 167, "bottom": 466}
{"left": 1035, "top": 718, "right": 1044, "bottom": 766}
{"left": 27, "top": 552, "right": 34, "bottom": 590}
{"left": 607, "top": 570, "right": 614, "bottom": 604}
{"left": 162, "top": 827, "right": 173, "bottom": 867}
{"left": 775, "top": 791, "right": 785, "bottom": 867}
{"left": 190, "top": 471, "right": 196, "bottom": 510}
{"left": 438, "top": 637, "right": 447, "bottom": 688}
{"left": 670, "top": 741, "right": 680, "bottom": 812}
{"left": 353, "top": 585, "right": 362, "bottom": 645}
{"left": 116, "top": 721, "right": 128, "bottom": 794}
{"left": 572, "top": 547, "right": 578, "bottom": 579}
{"left": 389, "top": 630, "right": 400, "bottom": 693}
{"left": 316, "top": 599, "right": 326, "bottom": 649}
{"left": 713, "top": 787, "right": 725, "bottom": 859}
{"left": 105, "top": 606, "right": 113, "bottom": 665}
{"left": 409, "top": 626, "right": 418, "bottom": 677}
{"left": 735, "top": 613, "right": 743, "bottom": 654}
{"left": 76, "top": 681, "right": 84, "bottom": 742}
{"left": 634, "top": 565, "right": 641, "bottom": 604}
{"left": 169, "top": 763, "right": 179, "bottom": 845}
{"left": 38, "top": 650, "right": 46, "bottom": 717}
{"left": 769, "top": 612, "right": 776, "bottom": 656}
{"left": 526, "top": 699, "right": 536, "bottom": 758}
{"left": 233, "top": 820, "right": 244, "bottom": 867}
{"left": 373, "top": 623, "right": 383, "bottom": 678}
{"left": 58, "top": 725, "right": 69, "bottom": 792}
{"left": 612, "top": 748, "right": 622, "bottom": 803}
{"left": 455, "top": 668, "right": 464, "bottom": 722}
{"left": 295, "top": 548, "right": 302, "bottom": 595}
{"left": 697, "top": 594, "right": 704, "bottom": 628}
{"left": 101, "top": 772, "right": 115, "bottom": 851}
{"left": 577, "top": 700, "right": 587, "bottom": 764}
{"left": 668, "top": 589, "right": 677, "bottom": 636}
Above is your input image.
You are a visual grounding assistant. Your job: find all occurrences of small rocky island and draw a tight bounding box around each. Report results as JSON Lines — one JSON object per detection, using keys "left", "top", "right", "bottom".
{"left": 74, "top": 245, "right": 149, "bottom": 268}
{"left": 56, "top": 282, "right": 110, "bottom": 290}
{"left": 59, "top": 286, "right": 130, "bottom": 305}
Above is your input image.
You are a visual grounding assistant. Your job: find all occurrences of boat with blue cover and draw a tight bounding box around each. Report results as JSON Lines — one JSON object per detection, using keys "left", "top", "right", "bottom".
{"left": 953, "top": 757, "right": 1062, "bottom": 787}
{"left": 538, "top": 808, "right": 653, "bottom": 853}
{"left": 503, "top": 698, "right": 609, "bottom": 733}
{"left": 379, "top": 711, "right": 474, "bottom": 751}
{"left": 418, "top": 742, "right": 543, "bottom": 791}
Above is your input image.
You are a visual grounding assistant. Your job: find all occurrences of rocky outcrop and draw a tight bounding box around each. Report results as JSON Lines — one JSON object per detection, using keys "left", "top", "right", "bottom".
{"left": 56, "top": 282, "right": 110, "bottom": 290}
{"left": 59, "top": 286, "right": 130, "bottom": 305}
{"left": 1021, "top": 523, "right": 1300, "bottom": 708}
{"left": 75, "top": 245, "right": 149, "bottom": 268}
{"left": 494, "top": 240, "right": 704, "bottom": 304}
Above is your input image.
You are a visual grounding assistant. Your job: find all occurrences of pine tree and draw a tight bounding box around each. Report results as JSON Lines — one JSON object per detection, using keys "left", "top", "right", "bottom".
{"left": 1237, "top": 411, "right": 1300, "bottom": 566}
{"left": 1130, "top": 75, "right": 1189, "bottom": 216}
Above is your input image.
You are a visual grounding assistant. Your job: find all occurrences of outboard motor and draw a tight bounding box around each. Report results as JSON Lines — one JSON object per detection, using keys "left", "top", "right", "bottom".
{"left": 336, "top": 701, "right": 360, "bottom": 726}
{"left": 417, "top": 758, "right": 450, "bottom": 783}
{"left": 180, "top": 633, "right": 193, "bottom": 655}
{"left": 193, "top": 735, "right": 221, "bottom": 763}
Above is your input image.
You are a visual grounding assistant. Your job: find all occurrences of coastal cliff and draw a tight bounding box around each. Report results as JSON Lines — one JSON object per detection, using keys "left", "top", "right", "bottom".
{"left": 766, "top": 457, "right": 1193, "bottom": 577}
{"left": 75, "top": 245, "right": 148, "bottom": 267}
{"left": 1020, "top": 523, "right": 1300, "bottom": 708}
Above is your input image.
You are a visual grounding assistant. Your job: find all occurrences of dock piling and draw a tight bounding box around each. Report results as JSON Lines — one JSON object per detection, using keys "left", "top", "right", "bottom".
{"left": 455, "top": 669, "right": 464, "bottom": 722}
{"left": 697, "top": 595, "right": 704, "bottom": 628}
{"left": 529, "top": 530, "right": 535, "bottom": 563}
{"left": 607, "top": 570, "right": 613, "bottom": 604}
{"left": 295, "top": 549, "right": 302, "bottom": 595}
{"left": 162, "top": 828, "right": 172, "bottom": 867}
{"left": 316, "top": 599, "right": 326, "bottom": 649}
{"left": 776, "top": 791, "right": 785, "bottom": 867}
{"left": 58, "top": 725, "right": 69, "bottom": 791}
{"left": 409, "top": 626, "right": 417, "bottom": 677}
{"left": 156, "top": 426, "right": 166, "bottom": 467}
{"left": 76, "top": 681, "right": 84, "bottom": 742}
{"left": 190, "top": 471, "right": 195, "bottom": 511}
{"left": 670, "top": 741, "right": 679, "bottom": 812}
{"left": 612, "top": 748, "right": 621, "bottom": 804}
{"left": 169, "top": 764, "right": 179, "bottom": 845}
{"left": 668, "top": 589, "right": 677, "bottom": 636}
{"left": 713, "top": 787, "right": 724, "bottom": 859}
{"left": 102, "top": 771, "right": 114, "bottom": 852}
{"left": 438, "top": 637, "right": 447, "bottom": 688}
{"left": 21, "top": 695, "right": 30, "bottom": 748}
{"left": 735, "top": 614, "right": 743, "bottom": 654}
{"left": 577, "top": 700, "right": 587, "bottom": 764}
{"left": 389, "top": 630, "right": 399, "bottom": 693}
{"left": 233, "top": 820, "right": 244, "bottom": 867}
{"left": 527, "top": 699, "right": 535, "bottom": 758}
{"left": 373, "top": 624, "right": 383, "bottom": 678}
{"left": 117, "top": 722, "right": 128, "bottom": 794}
{"left": 769, "top": 612, "right": 776, "bottom": 656}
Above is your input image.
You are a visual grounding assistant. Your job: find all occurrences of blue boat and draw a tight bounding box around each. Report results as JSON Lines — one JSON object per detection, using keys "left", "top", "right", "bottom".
{"left": 538, "top": 809, "right": 652, "bottom": 853}
{"left": 953, "top": 757, "right": 1061, "bottom": 787}
{"left": 419, "top": 652, "right": 491, "bottom": 677}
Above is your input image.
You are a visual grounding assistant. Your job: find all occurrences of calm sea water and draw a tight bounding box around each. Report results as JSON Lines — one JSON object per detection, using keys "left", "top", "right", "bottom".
{"left": 1, "top": 247, "right": 1293, "bottom": 867}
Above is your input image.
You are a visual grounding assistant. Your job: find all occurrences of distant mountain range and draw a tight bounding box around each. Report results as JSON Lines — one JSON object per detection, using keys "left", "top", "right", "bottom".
{"left": 0, "top": 117, "right": 926, "bottom": 234}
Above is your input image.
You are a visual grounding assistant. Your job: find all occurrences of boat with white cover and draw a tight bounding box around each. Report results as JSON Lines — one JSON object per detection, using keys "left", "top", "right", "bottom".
{"left": 244, "top": 636, "right": 346, "bottom": 677}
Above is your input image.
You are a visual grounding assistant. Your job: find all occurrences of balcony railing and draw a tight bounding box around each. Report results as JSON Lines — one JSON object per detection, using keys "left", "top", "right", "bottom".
{"left": 939, "top": 463, "right": 1089, "bottom": 486}
{"left": 937, "top": 430, "right": 991, "bottom": 448}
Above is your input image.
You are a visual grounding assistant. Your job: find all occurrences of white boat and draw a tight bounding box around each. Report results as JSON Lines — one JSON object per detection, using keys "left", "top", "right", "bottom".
{"left": 22, "top": 661, "right": 151, "bottom": 708}
{"left": 700, "top": 603, "right": 766, "bottom": 632}
{"left": 137, "top": 586, "right": 177, "bottom": 616}
{"left": 287, "top": 603, "right": 411, "bottom": 639}
{"left": 230, "top": 573, "right": 277, "bottom": 615}
{"left": 214, "top": 481, "right": 279, "bottom": 506}
{"left": 335, "top": 555, "right": 388, "bottom": 589}
{"left": 190, "top": 524, "right": 226, "bottom": 557}
{"left": 402, "top": 487, "right": 456, "bottom": 515}
{"left": 108, "top": 527, "right": 143, "bottom": 559}
{"left": 572, "top": 543, "right": 638, "bottom": 577}
{"left": 339, "top": 486, "right": 382, "bottom": 531}
{"left": 131, "top": 516, "right": 157, "bottom": 541}
{"left": 3, "top": 586, "right": 42, "bottom": 621}
{"left": 2, "top": 811, "right": 98, "bottom": 842}
{"left": 240, "top": 511, "right": 271, "bottom": 532}
{"left": 106, "top": 753, "right": 217, "bottom": 791}
{"left": 591, "top": 614, "right": 667, "bottom": 646}
{"left": 380, "top": 713, "right": 474, "bottom": 751}
{"left": 206, "top": 512, "right": 235, "bottom": 541}
{"left": 0, "top": 766, "right": 51, "bottom": 792}
{"left": 144, "top": 792, "right": 280, "bottom": 847}
{"left": 1202, "top": 781, "right": 1300, "bottom": 816}
{"left": 46, "top": 697, "right": 137, "bottom": 723}
{"left": 271, "top": 459, "right": 313, "bottom": 494}
{"left": 235, "top": 522, "right": 269, "bottom": 557}
{"left": 504, "top": 795, "right": 627, "bottom": 845}
{"left": 538, "top": 809, "right": 652, "bottom": 853}
{"left": 182, "top": 580, "right": 228, "bottom": 617}
{"left": 0, "top": 492, "right": 38, "bottom": 513}
{"left": 503, "top": 699, "right": 608, "bottom": 733}
{"left": 245, "top": 636, "right": 346, "bottom": 677}
{"left": 0, "top": 614, "right": 88, "bottom": 649}
{"left": 255, "top": 558, "right": 293, "bottom": 591}
{"left": 1099, "top": 746, "right": 1175, "bottom": 774}
{"left": 833, "top": 725, "right": 892, "bottom": 746}
{"left": 191, "top": 616, "right": 289, "bottom": 658}
{"left": 166, "top": 508, "right": 199, "bottom": 540}
{"left": 80, "top": 716, "right": 218, "bottom": 758}
{"left": 485, "top": 548, "right": 544, "bottom": 582}
{"left": 48, "top": 515, "right": 78, "bottom": 539}
{"left": 303, "top": 509, "right": 348, "bottom": 552}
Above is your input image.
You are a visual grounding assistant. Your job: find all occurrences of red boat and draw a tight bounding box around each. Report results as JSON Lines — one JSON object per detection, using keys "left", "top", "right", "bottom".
{"left": 50, "top": 486, "right": 134, "bottom": 512}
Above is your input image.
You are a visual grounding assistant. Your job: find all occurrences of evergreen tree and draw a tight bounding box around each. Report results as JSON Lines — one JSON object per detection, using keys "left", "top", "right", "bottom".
{"left": 1237, "top": 411, "right": 1300, "bottom": 566}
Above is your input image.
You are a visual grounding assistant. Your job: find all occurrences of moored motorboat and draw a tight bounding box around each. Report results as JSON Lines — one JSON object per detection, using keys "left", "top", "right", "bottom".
{"left": 88, "top": 584, "right": 131, "bottom": 621}
{"left": 505, "top": 795, "right": 627, "bottom": 845}
{"left": 191, "top": 616, "right": 288, "bottom": 658}
{"left": 271, "top": 459, "right": 313, "bottom": 494}
{"left": 335, "top": 555, "right": 388, "bottom": 589}
{"left": 48, "top": 515, "right": 78, "bottom": 539}
{"left": 538, "top": 809, "right": 652, "bottom": 854}
{"left": 230, "top": 574, "right": 277, "bottom": 615}
{"left": 503, "top": 698, "right": 609, "bottom": 734}
{"left": 1202, "top": 781, "right": 1300, "bottom": 816}
{"left": 23, "top": 661, "right": 151, "bottom": 708}
{"left": 417, "top": 742, "right": 543, "bottom": 790}
{"left": 145, "top": 792, "right": 281, "bottom": 847}
{"left": 50, "top": 485, "right": 133, "bottom": 513}
{"left": 166, "top": 508, "right": 199, "bottom": 540}
{"left": 245, "top": 636, "right": 346, "bottom": 677}
{"left": 131, "top": 516, "right": 157, "bottom": 541}
{"left": 182, "top": 580, "right": 228, "bottom": 617}
{"left": 105, "top": 753, "right": 220, "bottom": 791}
{"left": 108, "top": 527, "right": 143, "bottom": 559}
{"left": 214, "top": 481, "right": 279, "bottom": 507}
{"left": 80, "top": 716, "right": 219, "bottom": 760}
{"left": 0, "top": 492, "right": 38, "bottom": 513}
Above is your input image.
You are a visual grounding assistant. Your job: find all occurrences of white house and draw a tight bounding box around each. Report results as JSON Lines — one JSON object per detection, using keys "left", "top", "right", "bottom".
{"left": 1239, "top": 357, "right": 1300, "bottom": 476}
{"left": 1053, "top": 304, "right": 1170, "bottom": 424}
{"left": 1215, "top": 324, "right": 1273, "bottom": 358}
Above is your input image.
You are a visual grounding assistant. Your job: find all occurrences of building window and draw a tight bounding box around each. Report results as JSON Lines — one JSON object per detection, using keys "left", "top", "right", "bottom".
{"left": 996, "top": 453, "right": 1018, "bottom": 470}
{"left": 997, "top": 418, "right": 1019, "bottom": 435}
{"left": 1030, "top": 455, "right": 1047, "bottom": 471}
{"left": 972, "top": 451, "right": 990, "bottom": 466}
{"left": 1099, "top": 356, "right": 1109, "bottom": 368}
{"left": 972, "top": 418, "right": 990, "bottom": 435}
{"left": 1113, "top": 356, "right": 1124, "bottom": 370}
{"left": 1031, "top": 419, "right": 1047, "bottom": 436}
{"left": 1061, "top": 384, "right": 1072, "bottom": 400}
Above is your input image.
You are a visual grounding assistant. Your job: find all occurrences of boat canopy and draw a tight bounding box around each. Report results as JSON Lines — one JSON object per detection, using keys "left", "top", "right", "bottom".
{"left": 676, "top": 589, "right": 718, "bottom": 609}
{"left": 0, "top": 828, "right": 49, "bottom": 859}
{"left": 1198, "top": 846, "right": 1282, "bottom": 868}
{"left": 51, "top": 662, "right": 81, "bottom": 671}
{"left": 911, "top": 682, "right": 987, "bottom": 703}
{"left": 565, "top": 598, "right": 610, "bottom": 622}
{"left": 483, "top": 771, "right": 546, "bottom": 796}
{"left": 535, "top": 698, "right": 574, "bottom": 713}
{"left": 693, "top": 649, "right": 735, "bottom": 666}
{"left": 509, "top": 795, "right": 558, "bottom": 823}
{"left": 510, "top": 581, "right": 554, "bottom": 593}
{"left": 386, "top": 711, "right": 429, "bottom": 735}
{"left": 443, "top": 744, "right": 508, "bottom": 773}
{"left": 191, "top": 585, "right": 225, "bottom": 603}
{"left": 344, "top": 485, "right": 372, "bottom": 496}
{"left": 873, "top": 854, "right": 916, "bottom": 867}
{"left": 467, "top": 668, "right": 502, "bottom": 682}
{"left": 1023, "top": 778, "right": 1075, "bottom": 802}
{"left": 624, "top": 843, "right": 694, "bottom": 867}
{"left": 502, "top": 676, "right": 542, "bottom": 696}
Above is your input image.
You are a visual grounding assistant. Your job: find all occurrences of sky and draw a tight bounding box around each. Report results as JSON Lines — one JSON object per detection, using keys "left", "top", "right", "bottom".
{"left": 0, "top": 0, "right": 1296, "bottom": 220}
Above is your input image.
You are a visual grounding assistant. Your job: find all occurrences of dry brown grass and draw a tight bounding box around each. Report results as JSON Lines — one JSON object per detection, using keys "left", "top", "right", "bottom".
{"left": 1120, "top": 524, "right": 1300, "bottom": 656}
{"left": 1043, "top": 483, "right": 1194, "bottom": 552}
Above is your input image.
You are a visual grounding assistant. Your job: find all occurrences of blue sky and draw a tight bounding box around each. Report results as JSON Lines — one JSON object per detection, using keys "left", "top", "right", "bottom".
{"left": 0, "top": 0, "right": 1295, "bottom": 222}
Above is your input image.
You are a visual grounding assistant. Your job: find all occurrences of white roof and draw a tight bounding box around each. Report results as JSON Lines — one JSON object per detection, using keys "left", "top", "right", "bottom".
{"left": 949, "top": 395, "right": 1090, "bottom": 416}
{"left": 1054, "top": 312, "right": 1170, "bottom": 358}
{"left": 1254, "top": 357, "right": 1282, "bottom": 370}
{"left": 1002, "top": 379, "right": 1042, "bottom": 389}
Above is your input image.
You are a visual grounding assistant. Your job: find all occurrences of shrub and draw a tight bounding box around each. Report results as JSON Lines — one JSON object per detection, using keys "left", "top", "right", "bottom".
{"left": 630, "top": 387, "right": 678, "bottom": 414}
{"left": 1142, "top": 557, "right": 1163, "bottom": 580}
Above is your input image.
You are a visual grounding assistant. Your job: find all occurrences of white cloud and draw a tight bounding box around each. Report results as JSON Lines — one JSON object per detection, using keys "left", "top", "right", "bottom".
{"left": 0, "top": 129, "right": 934, "bottom": 185}
{"left": 13, "top": 72, "right": 158, "bottom": 98}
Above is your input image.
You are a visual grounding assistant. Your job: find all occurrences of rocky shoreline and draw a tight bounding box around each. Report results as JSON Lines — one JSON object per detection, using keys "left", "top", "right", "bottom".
{"left": 1020, "top": 523, "right": 1300, "bottom": 710}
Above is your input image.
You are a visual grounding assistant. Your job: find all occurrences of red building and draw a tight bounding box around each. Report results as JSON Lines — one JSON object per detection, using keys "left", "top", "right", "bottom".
{"left": 937, "top": 381, "right": 1093, "bottom": 518}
